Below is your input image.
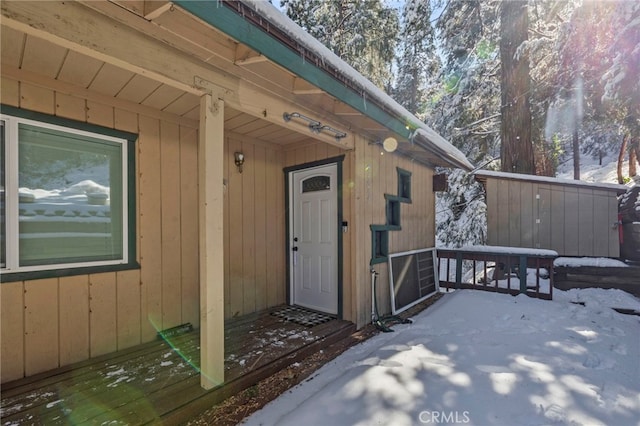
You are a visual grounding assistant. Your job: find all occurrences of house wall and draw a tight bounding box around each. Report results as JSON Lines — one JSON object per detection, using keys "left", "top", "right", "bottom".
{"left": 485, "top": 178, "right": 620, "bottom": 257}
{"left": 352, "top": 137, "right": 436, "bottom": 328}
{"left": 223, "top": 133, "right": 287, "bottom": 319}
{"left": 0, "top": 75, "right": 200, "bottom": 383}
{"left": 281, "top": 137, "right": 436, "bottom": 328}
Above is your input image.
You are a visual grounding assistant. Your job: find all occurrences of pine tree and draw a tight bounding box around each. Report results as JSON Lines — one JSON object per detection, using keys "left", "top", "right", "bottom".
{"left": 281, "top": 0, "right": 399, "bottom": 90}
{"left": 499, "top": 0, "right": 535, "bottom": 174}
{"left": 394, "top": 0, "right": 439, "bottom": 119}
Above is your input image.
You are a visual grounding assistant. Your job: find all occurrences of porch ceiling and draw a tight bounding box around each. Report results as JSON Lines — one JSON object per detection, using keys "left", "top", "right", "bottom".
{"left": 1, "top": 23, "right": 312, "bottom": 147}
{"left": 0, "top": 0, "right": 467, "bottom": 165}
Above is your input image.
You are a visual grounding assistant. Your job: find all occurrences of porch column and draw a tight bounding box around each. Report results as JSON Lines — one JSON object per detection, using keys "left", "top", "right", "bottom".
{"left": 198, "top": 94, "right": 225, "bottom": 389}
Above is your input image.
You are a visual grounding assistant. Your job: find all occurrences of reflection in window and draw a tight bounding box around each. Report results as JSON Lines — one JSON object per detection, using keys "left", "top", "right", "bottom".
{"left": 1, "top": 111, "right": 133, "bottom": 275}
{"left": 302, "top": 175, "right": 330, "bottom": 193}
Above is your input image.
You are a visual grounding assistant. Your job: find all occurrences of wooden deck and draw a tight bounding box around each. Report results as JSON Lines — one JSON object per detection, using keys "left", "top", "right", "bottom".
{"left": 0, "top": 306, "right": 355, "bottom": 425}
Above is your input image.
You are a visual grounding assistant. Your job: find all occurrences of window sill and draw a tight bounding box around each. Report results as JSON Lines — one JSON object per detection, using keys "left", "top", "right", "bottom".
{"left": 1, "top": 261, "right": 141, "bottom": 283}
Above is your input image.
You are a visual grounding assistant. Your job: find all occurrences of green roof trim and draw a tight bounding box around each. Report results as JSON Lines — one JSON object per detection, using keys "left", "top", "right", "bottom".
{"left": 173, "top": 0, "right": 415, "bottom": 140}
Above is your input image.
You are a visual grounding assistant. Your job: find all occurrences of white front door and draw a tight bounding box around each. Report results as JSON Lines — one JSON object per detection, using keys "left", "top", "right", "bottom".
{"left": 290, "top": 164, "right": 338, "bottom": 315}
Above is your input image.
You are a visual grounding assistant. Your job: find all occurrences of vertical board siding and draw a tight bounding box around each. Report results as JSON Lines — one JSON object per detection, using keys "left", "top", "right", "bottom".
{"left": 241, "top": 140, "right": 257, "bottom": 314}
{"left": 59, "top": 275, "right": 90, "bottom": 366}
{"left": 138, "top": 115, "right": 163, "bottom": 339}
{"left": 1, "top": 77, "right": 201, "bottom": 382}
{"left": 486, "top": 179, "right": 498, "bottom": 246}
{"left": 160, "top": 120, "right": 183, "bottom": 328}
{"left": 608, "top": 195, "right": 620, "bottom": 257}
{"left": 578, "top": 188, "right": 594, "bottom": 256}
{"left": 226, "top": 138, "right": 244, "bottom": 318}
{"left": 484, "top": 176, "right": 620, "bottom": 257}
{"left": 254, "top": 145, "right": 268, "bottom": 312}
{"left": 348, "top": 137, "right": 436, "bottom": 328}
{"left": 180, "top": 126, "right": 200, "bottom": 328}
{"left": 550, "top": 188, "right": 565, "bottom": 253}
{"left": 116, "top": 269, "right": 142, "bottom": 349}
{"left": 24, "top": 278, "right": 59, "bottom": 376}
{"left": 519, "top": 182, "right": 533, "bottom": 247}
{"left": 89, "top": 272, "right": 118, "bottom": 357}
{"left": 1, "top": 282, "right": 25, "bottom": 383}
{"left": 224, "top": 135, "right": 286, "bottom": 319}
{"left": 563, "top": 187, "right": 580, "bottom": 256}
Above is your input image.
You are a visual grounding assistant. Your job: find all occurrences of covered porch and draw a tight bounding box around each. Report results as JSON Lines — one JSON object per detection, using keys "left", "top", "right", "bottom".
{"left": 0, "top": 306, "right": 355, "bottom": 425}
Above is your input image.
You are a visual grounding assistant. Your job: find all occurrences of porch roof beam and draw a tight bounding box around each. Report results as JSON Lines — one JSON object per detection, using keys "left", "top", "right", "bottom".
{"left": 174, "top": 0, "right": 474, "bottom": 171}
{"left": 174, "top": 1, "right": 416, "bottom": 141}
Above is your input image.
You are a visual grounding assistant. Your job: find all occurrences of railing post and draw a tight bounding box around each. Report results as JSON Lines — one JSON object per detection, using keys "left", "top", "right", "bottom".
{"left": 455, "top": 251, "right": 463, "bottom": 289}
{"left": 519, "top": 255, "right": 527, "bottom": 294}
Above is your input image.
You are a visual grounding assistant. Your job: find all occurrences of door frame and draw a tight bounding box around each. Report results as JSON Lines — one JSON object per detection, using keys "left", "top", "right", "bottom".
{"left": 284, "top": 155, "right": 344, "bottom": 318}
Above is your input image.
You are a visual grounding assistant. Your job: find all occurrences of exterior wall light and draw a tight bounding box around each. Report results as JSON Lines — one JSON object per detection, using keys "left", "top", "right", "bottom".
{"left": 234, "top": 151, "right": 245, "bottom": 173}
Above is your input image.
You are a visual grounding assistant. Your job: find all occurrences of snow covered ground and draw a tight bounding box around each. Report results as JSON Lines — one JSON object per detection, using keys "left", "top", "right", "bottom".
{"left": 244, "top": 289, "right": 640, "bottom": 426}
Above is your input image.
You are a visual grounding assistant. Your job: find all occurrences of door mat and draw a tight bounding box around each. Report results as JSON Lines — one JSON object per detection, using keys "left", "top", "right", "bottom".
{"left": 271, "top": 306, "right": 335, "bottom": 327}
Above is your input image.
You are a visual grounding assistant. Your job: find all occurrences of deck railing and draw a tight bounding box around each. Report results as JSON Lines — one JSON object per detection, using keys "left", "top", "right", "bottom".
{"left": 437, "top": 246, "right": 557, "bottom": 300}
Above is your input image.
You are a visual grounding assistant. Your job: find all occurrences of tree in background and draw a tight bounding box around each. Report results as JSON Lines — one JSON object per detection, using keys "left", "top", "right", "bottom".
{"left": 393, "top": 0, "right": 439, "bottom": 120}
{"left": 281, "top": 0, "right": 399, "bottom": 90}
{"left": 499, "top": 0, "right": 535, "bottom": 174}
{"left": 428, "top": 0, "right": 501, "bottom": 165}
{"left": 281, "top": 0, "right": 638, "bottom": 246}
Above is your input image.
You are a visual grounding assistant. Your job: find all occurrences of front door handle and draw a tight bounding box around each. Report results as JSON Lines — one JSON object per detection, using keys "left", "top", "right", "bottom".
{"left": 292, "top": 246, "right": 298, "bottom": 251}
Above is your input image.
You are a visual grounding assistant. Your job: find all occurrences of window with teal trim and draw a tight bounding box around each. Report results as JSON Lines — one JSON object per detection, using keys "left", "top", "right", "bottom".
{"left": 370, "top": 226, "right": 389, "bottom": 265}
{"left": 397, "top": 168, "right": 412, "bottom": 202}
{"left": 1, "top": 109, "right": 137, "bottom": 278}
{"left": 386, "top": 198, "right": 401, "bottom": 228}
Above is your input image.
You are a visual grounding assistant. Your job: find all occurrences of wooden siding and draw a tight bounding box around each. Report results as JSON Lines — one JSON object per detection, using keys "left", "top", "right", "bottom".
{"left": 485, "top": 178, "right": 620, "bottom": 257}
{"left": 0, "top": 76, "right": 200, "bottom": 383}
{"left": 351, "top": 137, "right": 436, "bottom": 328}
{"left": 224, "top": 134, "right": 287, "bottom": 319}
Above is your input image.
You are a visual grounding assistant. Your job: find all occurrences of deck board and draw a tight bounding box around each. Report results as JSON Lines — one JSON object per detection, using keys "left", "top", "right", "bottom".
{"left": 0, "top": 305, "right": 354, "bottom": 425}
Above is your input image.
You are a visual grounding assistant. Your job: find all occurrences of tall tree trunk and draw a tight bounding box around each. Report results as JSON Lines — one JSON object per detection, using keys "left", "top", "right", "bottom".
{"left": 500, "top": 1, "right": 535, "bottom": 174}
{"left": 573, "top": 129, "right": 580, "bottom": 180}
{"left": 618, "top": 134, "right": 629, "bottom": 184}
{"left": 630, "top": 137, "right": 639, "bottom": 177}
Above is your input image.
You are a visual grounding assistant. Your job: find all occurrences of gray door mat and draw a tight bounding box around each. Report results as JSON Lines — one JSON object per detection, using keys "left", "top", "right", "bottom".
{"left": 270, "top": 305, "right": 336, "bottom": 327}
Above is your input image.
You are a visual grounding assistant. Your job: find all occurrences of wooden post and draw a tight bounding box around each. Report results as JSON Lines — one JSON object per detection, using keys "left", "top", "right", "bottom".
{"left": 519, "top": 255, "right": 528, "bottom": 294}
{"left": 455, "top": 252, "right": 463, "bottom": 289}
{"left": 199, "top": 94, "right": 225, "bottom": 389}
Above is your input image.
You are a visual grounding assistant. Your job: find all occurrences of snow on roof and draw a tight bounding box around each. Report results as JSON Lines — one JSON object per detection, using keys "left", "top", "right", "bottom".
{"left": 246, "top": 1, "right": 474, "bottom": 171}
{"left": 474, "top": 170, "right": 628, "bottom": 193}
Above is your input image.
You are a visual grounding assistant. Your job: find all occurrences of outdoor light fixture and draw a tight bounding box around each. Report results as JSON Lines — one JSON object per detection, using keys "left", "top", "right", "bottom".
{"left": 382, "top": 136, "right": 398, "bottom": 152}
{"left": 283, "top": 112, "right": 347, "bottom": 141}
{"left": 234, "top": 151, "right": 245, "bottom": 173}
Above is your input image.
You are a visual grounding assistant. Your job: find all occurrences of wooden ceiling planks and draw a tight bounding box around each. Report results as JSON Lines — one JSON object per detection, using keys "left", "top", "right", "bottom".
{"left": 1, "top": 26, "right": 25, "bottom": 68}
{"left": 20, "top": 35, "right": 67, "bottom": 79}
{"left": 88, "top": 63, "right": 136, "bottom": 97}
{"left": 57, "top": 50, "right": 104, "bottom": 88}
{"left": 116, "top": 74, "right": 163, "bottom": 104}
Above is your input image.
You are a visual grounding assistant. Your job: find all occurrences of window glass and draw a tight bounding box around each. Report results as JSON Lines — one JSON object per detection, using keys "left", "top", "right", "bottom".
{"left": 302, "top": 175, "right": 330, "bottom": 193}
{"left": 17, "top": 123, "right": 124, "bottom": 266}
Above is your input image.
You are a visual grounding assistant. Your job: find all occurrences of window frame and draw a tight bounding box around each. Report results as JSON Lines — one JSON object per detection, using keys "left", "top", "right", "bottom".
{"left": 1, "top": 105, "right": 138, "bottom": 282}
{"left": 397, "top": 167, "right": 412, "bottom": 203}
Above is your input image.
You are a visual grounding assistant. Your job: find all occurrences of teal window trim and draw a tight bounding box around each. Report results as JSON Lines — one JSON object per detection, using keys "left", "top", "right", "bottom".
{"left": 384, "top": 195, "right": 402, "bottom": 229}
{"left": 0, "top": 105, "right": 139, "bottom": 283}
{"left": 397, "top": 167, "right": 412, "bottom": 203}
{"left": 370, "top": 225, "right": 390, "bottom": 265}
